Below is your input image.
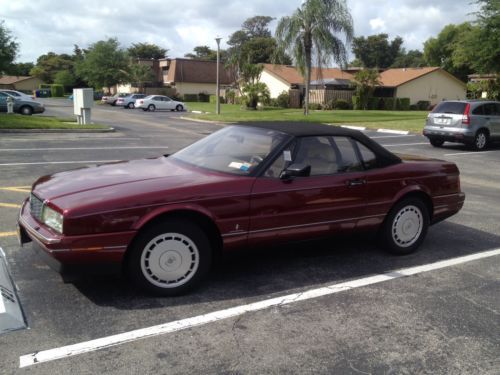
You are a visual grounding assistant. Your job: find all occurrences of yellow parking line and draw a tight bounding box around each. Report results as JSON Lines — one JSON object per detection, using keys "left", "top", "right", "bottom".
{"left": 0, "top": 203, "right": 21, "bottom": 208}
{"left": 0, "top": 186, "right": 31, "bottom": 193}
{"left": 0, "top": 231, "right": 17, "bottom": 238}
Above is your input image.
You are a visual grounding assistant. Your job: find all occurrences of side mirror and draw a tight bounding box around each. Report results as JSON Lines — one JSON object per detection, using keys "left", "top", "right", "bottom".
{"left": 279, "top": 163, "right": 311, "bottom": 180}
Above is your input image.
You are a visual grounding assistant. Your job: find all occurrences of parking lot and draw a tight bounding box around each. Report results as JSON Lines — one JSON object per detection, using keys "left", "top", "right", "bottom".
{"left": 0, "top": 100, "right": 499, "bottom": 374}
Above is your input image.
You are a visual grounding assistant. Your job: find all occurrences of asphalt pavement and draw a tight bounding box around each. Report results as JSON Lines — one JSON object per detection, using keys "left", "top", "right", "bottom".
{"left": 0, "top": 99, "right": 498, "bottom": 374}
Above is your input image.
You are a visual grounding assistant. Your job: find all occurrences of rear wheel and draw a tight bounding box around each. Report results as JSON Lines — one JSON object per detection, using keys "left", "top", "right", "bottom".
{"left": 20, "top": 106, "right": 33, "bottom": 115}
{"left": 127, "top": 219, "right": 212, "bottom": 295}
{"left": 472, "top": 130, "right": 488, "bottom": 151}
{"left": 148, "top": 104, "right": 156, "bottom": 112}
{"left": 380, "top": 198, "right": 429, "bottom": 255}
{"left": 429, "top": 138, "right": 444, "bottom": 147}
{"left": 176, "top": 104, "right": 184, "bottom": 112}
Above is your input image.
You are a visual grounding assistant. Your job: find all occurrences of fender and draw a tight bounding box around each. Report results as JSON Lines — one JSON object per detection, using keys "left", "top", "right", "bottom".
{"left": 392, "top": 182, "right": 432, "bottom": 205}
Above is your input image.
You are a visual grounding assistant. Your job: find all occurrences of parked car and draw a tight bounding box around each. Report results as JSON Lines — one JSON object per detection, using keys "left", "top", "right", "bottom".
{"left": 0, "top": 92, "right": 45, "bottom": 115}
{"left": 18, "top": 123, "right": 465, "bottom": 295}
{"left": 116, "top": 94, "right": 146, "bottom": 109}
{"left": 423, "top": 100, "right": 500, "bottom": 150}
{"left": 135, "top": 95, "right": 186, "bottom": 112}
{"left": 0, "top": 89, "right": 35, "bottom": 101}
{"left": 102, "top": 93, "right": 128, "bottom": 106}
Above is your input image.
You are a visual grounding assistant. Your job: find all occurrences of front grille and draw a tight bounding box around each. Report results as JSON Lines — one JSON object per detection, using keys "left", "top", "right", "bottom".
{"left": 30, "top": 193, "right": 44, "bottom": 220}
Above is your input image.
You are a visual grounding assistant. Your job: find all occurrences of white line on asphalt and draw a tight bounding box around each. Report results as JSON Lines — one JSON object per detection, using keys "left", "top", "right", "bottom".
{"left": 444, "top": 151, "right": 497, "bottom": 156}
{"left": 0, "top": 160, "right": 121, "bottom": 167}
{"left": 370, "top": 135, "right": 414, "bottom": 139}
{"left": 376, "top": 129, "right": 410, "bottom": 135}
{"left": 382, "top": 143, "right": 429, "bottom": 147}
{"left": 18, "top": 247, "right": 500, "bottom": 368}
{"left": 339, "top": 125, "right": 367, "bottom": 130}
{"left": 0, "top": 147, "right": 168, "bottom": 151}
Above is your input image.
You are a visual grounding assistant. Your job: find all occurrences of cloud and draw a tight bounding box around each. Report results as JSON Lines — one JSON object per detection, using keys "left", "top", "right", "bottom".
{"left": 1, "top": 0, "right": 480, "bottom": 63}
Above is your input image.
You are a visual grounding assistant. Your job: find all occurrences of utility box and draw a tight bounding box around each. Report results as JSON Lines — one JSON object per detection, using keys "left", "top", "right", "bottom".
{"left": 73, "top": 88, "right": 94, "bottom": 124}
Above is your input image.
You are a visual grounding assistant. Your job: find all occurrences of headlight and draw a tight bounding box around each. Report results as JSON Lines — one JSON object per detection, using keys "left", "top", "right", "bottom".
{"left": 41, "top": 206, "right": 63, "bottom": 233}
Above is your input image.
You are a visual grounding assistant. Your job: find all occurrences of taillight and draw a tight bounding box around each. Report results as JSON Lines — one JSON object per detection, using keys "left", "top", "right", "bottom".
{"left": 139, "top": 100, "right": 143, "bottom": 104}
{"left": 462, "top": 103, "right": 470, "bottom": 125}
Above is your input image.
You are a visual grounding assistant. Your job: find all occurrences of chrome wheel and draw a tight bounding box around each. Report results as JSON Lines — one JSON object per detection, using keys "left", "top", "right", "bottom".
{"left": 391, "top": 205, "right": 423, "bottom": 248}
{"left": 140, "top": 233, "right": 200, "bottom": 288}
{"left": 474, "top": 131, "right": 487, "bottom": 150}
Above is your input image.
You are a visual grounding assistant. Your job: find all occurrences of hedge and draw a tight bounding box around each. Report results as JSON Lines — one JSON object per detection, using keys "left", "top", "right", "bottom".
{"left": 396, "top": 98, "right": 410, "bottom": 111}
{"left": 198, "top": 93, "right": 209, "bottom": 102}
{"left": 351, "top": 96, "right": 412, "bottom": 110}
{"left": 183, "top": 94, "right": 198, "bottom": 102}
{"left": 209, "top": 95, "right": 225, "bottom": 104}
{"left": 50, "top": 84, "right": 64, "bottom": 97}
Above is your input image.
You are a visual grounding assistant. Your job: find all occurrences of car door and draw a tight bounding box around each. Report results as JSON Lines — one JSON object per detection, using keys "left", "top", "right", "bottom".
{"left": 484, "top": 103, "right": 500, "bottom": 137}
{"left": 163, "top": 96, "right": 174, "bottom": 110}
{"left": 0, "top": 92, "right": 8, "bottom": 111}
{"left": 248, "top": 136, "right": 368, "bottom": 247}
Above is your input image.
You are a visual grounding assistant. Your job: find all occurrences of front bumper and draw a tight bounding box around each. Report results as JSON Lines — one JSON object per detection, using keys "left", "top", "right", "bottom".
{"left": 18, "top": 200, "right": 135, "bottom": 278}
{"left": 423, "top": 126, "right": 475, "bottom": 143}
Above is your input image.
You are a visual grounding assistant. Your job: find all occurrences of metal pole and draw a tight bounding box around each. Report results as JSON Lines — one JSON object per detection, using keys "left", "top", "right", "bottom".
{"left": 215, "top": 37, "right": 222, "bottom": 115}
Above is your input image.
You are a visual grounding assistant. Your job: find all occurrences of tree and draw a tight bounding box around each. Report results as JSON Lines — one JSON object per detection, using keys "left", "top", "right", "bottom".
{"left": 54, "top": 70, "right": 76, "bottom": 91}
{"left": 123, "top": 63, "right": 154, "bottom": 92}
{"left": 275, "top": 0, "right": 353, "bottom": 115}
{"left": 0, "top": 21, "right": 18, "bottom": 75}
{"left": 353, "top": 69, "right": 380, "bottom": 110}
{"left": 184, "top": 45, "right": 218, "bottom": 61}
{"left": 128, "top": 42, "right": 167, "bottom": 60}
{"left": 6, "top": 62, "right": 34, "bottom": 76}
{"left": 242, "top": 16, "right": 274, "bottom": 38}
{"left": 352, "top": 34, "right": 403, "bottom": 68}
{"left": 242, "top": 82, "right": 271, "bottom": 109}
{"left": 75, "top": 38, "right": 129, "bottom": 91}
{"left": 391, "top": 50, "right": 425, "bottom": 68}
{"left": 30, "top": 52, "right": 74, "bottom": 83}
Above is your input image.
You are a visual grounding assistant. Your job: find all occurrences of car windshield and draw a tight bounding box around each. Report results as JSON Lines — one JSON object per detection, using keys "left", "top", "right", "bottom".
{"left": 432, "top": 102, "right": 467, "bottom": 114}
{"left": 171, "top": 126, "right": 289, "bottom": 175}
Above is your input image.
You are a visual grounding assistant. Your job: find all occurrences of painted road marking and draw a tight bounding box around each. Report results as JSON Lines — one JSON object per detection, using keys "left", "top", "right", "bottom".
{"left": 0, "top": 203, "right": 21, "bottom": 209}
{"left": 339, "top": 125, "right": 366, "bottom": 131}
{"left": 370, "top": 135, "right": 414, "bottom": 139}
{"left": 382, "top": 142, "right": 429, "bottom": 147}
{"left": 0, "top": 187, "right": 31, "bottom": 193}
{"left": 0, "top": 160, "right": 121, "bottom": 167}
{"left": 0, "top": 232, "right": 16, "bottom": 238}
{"left": 0, "top": 146, "right": 168, "bottom": 152}
{"left": 444, "top": 150, "right": 497, "bottom": 156}
{"left": 19, "top": 247, "right": 500, "bottom": 368}
{"left": 377, "top": 129, "right": 409, "bottom": 135}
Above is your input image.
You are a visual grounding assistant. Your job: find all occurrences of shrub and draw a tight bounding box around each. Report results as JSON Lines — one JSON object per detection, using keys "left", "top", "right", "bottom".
{"left": 409, "top": 104, "right": 418, "bottom": 110}
{"left": 198, "top": 93, "right": 209, "bottom": 102}
{"left": 367, "top": 97, "right": 379, "bottom": 110}
{"left": 307, "top": 102, "right": 322, "bottom": 110}
{"left": 352, "top": 95, "right": 361, "bottom": 110}
{"left": 276, "top": 91, "right": 290, "bottom": 108}
{"left": 225, "top": 90, "right": 236, "bottom": 104}
{"left": 382, "top": 97, "right": 396, "bottom": 110}
{"left": 325, "top": 98, "right": 352, "bottom": 110}
{"left": 209, "top": 95, "right": 224, "bottom": 104}
{"left": 416, "top": 100, "right": 431, "bottom": 110}
{"left": 183, "top": 94, "right": 198, "bottom": 102}
{"left": 396, "top": 97, "right": 411, "bottom": 111}
{"left": 50, "top": 84, "right": 64, "bottom": 97}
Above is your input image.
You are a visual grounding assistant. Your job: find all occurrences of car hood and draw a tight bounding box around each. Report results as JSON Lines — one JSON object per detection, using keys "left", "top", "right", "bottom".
{"left": 32, "top": 157, "right": 251, "bottom": 215}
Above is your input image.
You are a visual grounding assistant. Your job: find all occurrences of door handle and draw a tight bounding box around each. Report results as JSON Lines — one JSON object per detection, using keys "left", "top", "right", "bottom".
{"left": 347, "top": 178, "right": 366, "bottom": 186}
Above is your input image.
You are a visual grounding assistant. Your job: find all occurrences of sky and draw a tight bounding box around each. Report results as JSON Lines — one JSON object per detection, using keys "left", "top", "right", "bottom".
{"left": 1, "top": 0, "right": 479, "bottom": 64}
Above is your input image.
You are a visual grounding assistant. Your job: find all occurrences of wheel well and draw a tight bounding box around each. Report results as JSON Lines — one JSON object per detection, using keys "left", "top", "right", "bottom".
{"left": 124, "top": 210, "right": 223, "bottom": 265}
{"left": 396, "top": 191, "right": 433, "bottom": 220}
{"left": 20, "top": 105, "right": 32, "bottom": 111}
{"left": 476, "top": 128, "right": 490, "bottom": 137}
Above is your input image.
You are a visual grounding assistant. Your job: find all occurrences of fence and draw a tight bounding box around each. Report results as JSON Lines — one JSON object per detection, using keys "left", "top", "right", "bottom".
{"left": 309, "top": 89, "right": 354, "bottom": 104}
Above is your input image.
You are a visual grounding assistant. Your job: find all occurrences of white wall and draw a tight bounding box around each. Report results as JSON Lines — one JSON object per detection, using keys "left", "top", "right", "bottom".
{"left": 396, "top": 70, "right": 466, "bottom": 105}
{"left": 259, "top": 70, "right": 291, "bottom": 98}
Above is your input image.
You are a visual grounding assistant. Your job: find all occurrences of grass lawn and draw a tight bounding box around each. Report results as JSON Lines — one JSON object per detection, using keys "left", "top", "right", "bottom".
{"left": 0, "top": 114, "right": 111, "bottom": 130}
{"left": 187, "top": 102, "right": 428, "bottom": 133}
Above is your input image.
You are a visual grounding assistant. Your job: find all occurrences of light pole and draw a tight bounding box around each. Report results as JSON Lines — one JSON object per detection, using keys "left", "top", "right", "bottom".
{"left": 215, "top": 37, "right": 222, "bottom": 115}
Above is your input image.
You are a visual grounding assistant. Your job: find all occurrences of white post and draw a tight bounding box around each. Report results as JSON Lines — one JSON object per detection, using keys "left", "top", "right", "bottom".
{"left": 215, "top": 37, "right": 222, "bottom": 115}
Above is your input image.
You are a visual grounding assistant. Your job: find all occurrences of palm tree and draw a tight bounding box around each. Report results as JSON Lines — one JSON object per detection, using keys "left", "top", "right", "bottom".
{"left": 275, "top": 0, "right": 353, "bottom": 115}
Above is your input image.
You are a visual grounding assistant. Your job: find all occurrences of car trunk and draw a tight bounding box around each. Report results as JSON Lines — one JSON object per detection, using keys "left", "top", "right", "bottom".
{"left": 427, "top": 101, "right": 468, "bottom": 128}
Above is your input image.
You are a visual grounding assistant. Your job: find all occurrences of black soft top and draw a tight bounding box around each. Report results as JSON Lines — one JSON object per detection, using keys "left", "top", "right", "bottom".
{"left": 237, "top": 122, "right": 402, "bottom": 166}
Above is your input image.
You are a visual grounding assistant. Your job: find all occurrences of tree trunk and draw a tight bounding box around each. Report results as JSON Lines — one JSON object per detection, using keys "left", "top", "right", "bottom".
{"left": 304, "top": 34, "right": 312, "bottom": 116}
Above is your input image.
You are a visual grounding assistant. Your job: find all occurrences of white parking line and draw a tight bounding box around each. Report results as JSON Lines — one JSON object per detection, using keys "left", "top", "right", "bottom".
{"left": 0, "top": 160, "right": 121, "bottom": 167}
{"left": 382, "top": 143, "right": 429, "bottom": 147}
{"left": 19, "top": 248, "right": 500, "bottom": 368}
{"left": 0, "top": 147, "right": 168, "bottom": 152}
{"left": 370, "top": 135, "right": 414, "bottom": 139}
{"left": 444, "top": 151, "right": 497, "bottom": 156}
{"left": 376, "top": 129, "right": 409, "bottom": 135}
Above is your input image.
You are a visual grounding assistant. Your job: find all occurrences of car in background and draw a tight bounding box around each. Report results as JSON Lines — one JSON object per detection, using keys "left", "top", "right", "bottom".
{"left": 102, "top": 93, "right": 128, "bottom": 106}
{"left": 135, "top": 95, "right": 186, "bottom": 112}
{"left": 423, "top": 100, "right": 500, "bottom": 150}
{"left": 116, "top": 93, "right": 146, "bottom": 109}
{"left": 0, "top": 91, "right": 45, "bottom": 115}
{"left": 18, "top": 123, "right": 465, "bottom": 295}
{"left": 0, "top": 89, "right": 35, "bottom": 101}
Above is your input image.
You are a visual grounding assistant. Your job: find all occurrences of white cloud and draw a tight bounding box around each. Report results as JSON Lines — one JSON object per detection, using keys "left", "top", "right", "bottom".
{"left": 369, "top": 18, "right": 386, "bottom": 31}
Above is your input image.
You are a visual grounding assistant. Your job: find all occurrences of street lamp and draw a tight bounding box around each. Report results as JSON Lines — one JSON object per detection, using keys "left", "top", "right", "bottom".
{"left": 215, "top": 37, "right": 222, "bottom": 115}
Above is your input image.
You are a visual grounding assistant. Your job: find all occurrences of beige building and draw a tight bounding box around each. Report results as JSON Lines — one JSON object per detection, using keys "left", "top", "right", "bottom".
{"left": 0, "top": 76, "right": 44, "bottom": 92}
{"left": 379, "top": 67, "right": 466, "bottom": 105}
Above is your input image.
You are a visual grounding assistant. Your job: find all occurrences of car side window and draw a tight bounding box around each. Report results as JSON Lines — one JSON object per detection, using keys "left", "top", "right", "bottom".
{"left": 332, "top": 137, "right": 364, "bottom": 172}
{"left": 265, "top": 142, "right": 296, "bottom": 178}
{"left": 495, "top": 103, "right": 500, "bottom": 115}
{"left": 357, "top": 142, "right": 378, "bottom": 170}
{"left": 294, "top": 136, "right": 339, "bottom": 176}
{"left": 472, "top": 105, "right": 484, "bottom": 115}
{"left": 483, "top": 103, "right": 495, "bottom": 116}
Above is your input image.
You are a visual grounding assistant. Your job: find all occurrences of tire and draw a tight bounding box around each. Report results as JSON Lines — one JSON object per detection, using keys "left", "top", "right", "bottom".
{"left": 20, "top": 106, "right": 33, "bottom": 115}
{"left": 142, "top": 108, "right": 148, "bottom": 111}
{"left": 176, "top": 104, "right": 183, "bottom": 112}
{"left": 380, "top": 198, "right": 429, "bottom": 255}
{"left": 127, "top": 219, "right": 212, "bottom": 296}
{"left": 472, "top": 130, "right": 488, "bottom": 151}
{"left": 429, "top": 138, "right": 444, "bottom": 147}
{"left": 111, "top": 101, "right": 117, "bottom": 106}
{"left": 148, "top": 104, "right": 156, "bottom": 112}
{"left": 127, "top": 102, "right": 135, "bottom": 109}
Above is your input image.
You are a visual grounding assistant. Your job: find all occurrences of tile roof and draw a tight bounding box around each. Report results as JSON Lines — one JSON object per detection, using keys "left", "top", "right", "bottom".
{"left": 0, "top": 76, "right": 33, "bottom": 85}
{"left": 165, "top": 59, "right": 233, "bottom": 85}
{"left": 378, "top": 67, "right": 442, "bottom": 87}
{"left": 262, "top": 64, "right": 354, "bottom": 85}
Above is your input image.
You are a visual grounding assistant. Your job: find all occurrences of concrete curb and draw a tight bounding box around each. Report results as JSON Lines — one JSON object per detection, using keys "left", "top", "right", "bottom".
{"left": 179, "top": 116, "right": 230, "bottom": 126}
{"left": 0, "top": 127, "right": 115, "bottom": 134}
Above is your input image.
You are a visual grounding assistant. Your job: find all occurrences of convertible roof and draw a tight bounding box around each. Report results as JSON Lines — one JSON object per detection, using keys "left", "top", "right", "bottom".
{"left": 236, "top": 122, "right": 401, "bottom": 165}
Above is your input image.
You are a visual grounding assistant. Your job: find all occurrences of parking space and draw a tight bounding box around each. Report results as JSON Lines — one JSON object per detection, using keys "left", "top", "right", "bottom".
{"left": 0, "top": 107, "right": 499, "bottom": 374}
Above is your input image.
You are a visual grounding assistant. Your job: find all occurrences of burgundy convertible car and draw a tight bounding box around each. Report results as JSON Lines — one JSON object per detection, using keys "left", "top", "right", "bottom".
{"left": 18, "top": 123, "right": 465, "bottom": 295}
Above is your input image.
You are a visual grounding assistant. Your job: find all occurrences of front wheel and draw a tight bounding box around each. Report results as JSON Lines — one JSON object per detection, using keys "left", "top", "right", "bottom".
{"left": 472, "top": 130, "right": 488, "bottom": 151}
{"left": 127, "top": 219, "right": 212, "bottom": 295}
{"left": 20, "top": 106, "right": 33, "bottom": 115}
{"left": 127, "top": 103, "right": 135, "bottom": 109}
{"left": 380, "top": 198, "right": 429, "bottom": 255}
{"left": 429, "top": 138, "right": 444, "bottom": 147}
{"left": 176, "top": 104, "right": 184, "bottom": 112}
{"left": 148, "top": 104, "right": 156, "bottom": 112}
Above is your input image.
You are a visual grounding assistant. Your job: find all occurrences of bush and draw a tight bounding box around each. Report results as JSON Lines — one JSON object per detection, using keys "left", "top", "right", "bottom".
{"left": 367, "top": 97, "right": 378, "bottom": 110}
{"left": 276, "top": 91, "right": 290, "bottom": 108}
{"left": 50, "top": 84, "right": 64, "bottom": 97}
{"left": 225, "top": 90, "right": 236, "bottom": 104}
{"left": 352, "top": 95, "right": 361, "bottom": 110}
{"left": 183, "top": 94, "right": 198, "bottom": 102}
{"left": 307, "top": 102, "right": 322, "bottom": 110}
{"left": 416, "top": 100, "right": 431, "bottom": 110}
{"left": 325, "top": 98, "right": 352, "bottom": 110}
{"left": 198, "top": 93, "right": 209, "bottom": 102}
{"left": 409, "top": 104, "right": 418, "bottom": 110}
{"left": 396, "top": 97, "right": 410, "bottom": 111}
{"left": 209, "top": 95, "right": 224, "bottom": 104}
{"left": 382, "top": 97, "right": 396, "bottom": 110}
